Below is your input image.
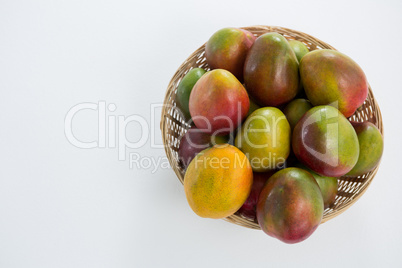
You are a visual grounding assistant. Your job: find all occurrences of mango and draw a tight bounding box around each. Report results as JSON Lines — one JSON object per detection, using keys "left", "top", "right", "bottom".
{"left": 189, "top": 69, "right": 249, "bottom": 135}
{"left": 235, "top": 107, "right": 291, "bottom": 172}
{"left": 175, "top": 68, "right": 207, "bottom": 121}
{"left": 288, "top": 40, "right": 309, "bottom": 63}
{"left": 237, "top": 171, "right": 275, "bottom": 221}
{"left": 300, "top": 49, "right": 368, "bottom": 117}
{"left": 346, "top": 122, "right": 384, "bottom": 177}
{"left": 205, "top": 28, "right": 255, "bottom": 81}
{"left": 244, "top": 32, "right": 299, "bottom": 107}
{"left": 296, "top": 163, "right": 338, "bottom": 209}
{"left": 184, "top": 144, "right": 253, "bottom": 219}
{"left": 283, "top": 98, "right": 313, "bottom": 130}
{"left": 292, "top": 105, "right": 359, "bottom": 177}
{"left": 256, "top": 168, "right": 324, "bottom": 244}
{"left": 178, "top": 127, "right": 228, "bottom": 169}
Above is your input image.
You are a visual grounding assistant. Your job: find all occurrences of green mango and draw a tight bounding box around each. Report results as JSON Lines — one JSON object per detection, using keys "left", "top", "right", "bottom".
{"left": 288, "top": 40, "right": 309, "bottom": 63}
{"left": 175, "top": 68, "right": 207, "bottom": 121}
{"left": 296, "top": 163, "right": 338, "bottom": 209}
{"left": 235, "top": 107, "right": 291, "bottom": 172}
{"left": 292, "top": 105, "right": 359, "bottom": 177}
{"left": 346, "top": 122, "right": 384, "bottom": 176}
{"left": 283, "top": 99, "right": 312, "bottom": 130}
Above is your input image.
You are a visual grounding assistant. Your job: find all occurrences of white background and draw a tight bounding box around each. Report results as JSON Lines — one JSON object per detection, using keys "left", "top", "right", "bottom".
{"left": 1, "top": 0, "right": 401, "bottom": 267}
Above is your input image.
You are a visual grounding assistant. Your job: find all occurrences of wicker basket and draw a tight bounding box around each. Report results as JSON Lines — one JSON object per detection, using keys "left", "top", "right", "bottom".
{"left": 160, "top": 25, "right": 383, "bottom": 229}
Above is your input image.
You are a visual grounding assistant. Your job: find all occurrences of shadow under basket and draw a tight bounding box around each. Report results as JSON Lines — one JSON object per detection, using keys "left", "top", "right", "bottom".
{"left": 160, "top": 25, "right": 384, "bottom": 229}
